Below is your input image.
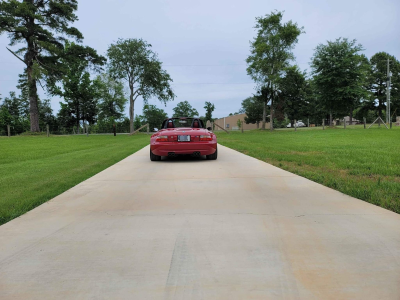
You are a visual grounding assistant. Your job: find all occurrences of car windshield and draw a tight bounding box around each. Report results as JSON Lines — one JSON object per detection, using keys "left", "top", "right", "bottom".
{"left": 172, "top": 119, "right": 193, "bottom": 128}
{"left": 164, "top": 118, "right": 203, "bottom": 128}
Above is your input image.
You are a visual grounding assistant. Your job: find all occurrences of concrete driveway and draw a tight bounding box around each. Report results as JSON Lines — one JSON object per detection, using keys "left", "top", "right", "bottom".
{"left": 1, "top": 145, "right": 399, "bottom": 299}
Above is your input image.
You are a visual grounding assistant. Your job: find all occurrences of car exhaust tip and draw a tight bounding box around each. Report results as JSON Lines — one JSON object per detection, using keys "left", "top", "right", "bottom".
{"left": 192, "top": 152, "right": 201, "bottom": 157}
{"left": 168, "top": 152, "right": 177, "bottom": 157}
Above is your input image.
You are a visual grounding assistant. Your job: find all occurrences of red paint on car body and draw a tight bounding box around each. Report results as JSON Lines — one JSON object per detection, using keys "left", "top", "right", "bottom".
{"left": 150, "top": 127, "right": 217, "bottom": 156}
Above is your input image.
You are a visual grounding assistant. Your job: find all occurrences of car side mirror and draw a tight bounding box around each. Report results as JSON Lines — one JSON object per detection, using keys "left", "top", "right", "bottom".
{"left": 207, "top": 127, "right": 212, "bottom": 131}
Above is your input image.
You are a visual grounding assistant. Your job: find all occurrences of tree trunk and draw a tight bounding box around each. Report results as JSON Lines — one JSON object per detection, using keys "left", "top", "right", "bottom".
{"left": 129, "top": 85, "right": 134, "bottom": 133}
{"left": 270, "top": 99, "right": 274, "bottom": 131}
{"left": 262, "top": 102, "right": 266, "bottom": 130}
{"left": 291, "top": 120, "right": 294, "bottom": 128}
{"left": 256, "top": 121, "right": 259, "bottom": 129}
{"left": 27, "top": 65, "right": 40, "bottom": 132}
{"left": 329, "top": 111, "right": 333, "bottom": 127}
{"left": 25, "top": 16, "right": 40, "bottom": 133}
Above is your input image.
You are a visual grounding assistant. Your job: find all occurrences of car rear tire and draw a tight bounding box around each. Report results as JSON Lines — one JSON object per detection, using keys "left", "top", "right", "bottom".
{"left": 206, "top": 148, "right": 218, "bottom": 160}
{"left": 150, "top": 149, "right": 161, "bottom": 161}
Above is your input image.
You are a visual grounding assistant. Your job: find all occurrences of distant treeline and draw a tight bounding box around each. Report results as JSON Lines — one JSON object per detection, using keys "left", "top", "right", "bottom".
{"left": 1, "top": 4, "right": 398, "bottom": 134}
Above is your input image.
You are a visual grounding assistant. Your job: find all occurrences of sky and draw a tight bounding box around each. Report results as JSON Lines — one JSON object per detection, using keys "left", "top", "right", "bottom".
{"left": 1, "top": 0, "right": 399, "bottom": 119}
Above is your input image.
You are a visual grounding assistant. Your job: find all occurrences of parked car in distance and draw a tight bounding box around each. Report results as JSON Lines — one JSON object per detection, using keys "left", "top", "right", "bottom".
{"left": 150, "top": 117, "right": 218, "bottom": 161}
{"left": 287, "top": 121, "right": 306, "bottom": 128}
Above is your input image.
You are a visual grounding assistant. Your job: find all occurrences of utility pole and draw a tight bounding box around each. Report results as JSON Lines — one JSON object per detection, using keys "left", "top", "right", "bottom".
{"left": 386, "top": 59, "right": 391, "bottom": 124}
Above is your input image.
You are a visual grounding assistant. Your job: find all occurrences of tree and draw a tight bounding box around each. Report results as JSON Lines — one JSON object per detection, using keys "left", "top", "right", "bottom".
{"left": 278, "top": 66, "right": 307, "bottom": 127}
{"left": 0, "top": 94, "right": 14, "bottom": 134}
{"left": 38, "top": 99, "right": 57, "bottom": 129}
{"left": 57, "top": 66, "right": 101, "bottom": 132}
{"left": 237, "top": 119, "right": 243, "bottom": 129}
{"left": 17, "top": 69, "right": 55, "bottom": 130}
{"left": 172, "top": 101, "right": 199, "bottom": 117}
{"left": 57, "top": 102, "right": 76, "bottom": 130}
{"left": 97, "top": 73, "right": 127, "bottom": 124}
{"left": 133, "top": 115, "right": 143, "bottom": 130}
{"left": 311, "top": 38, "right": 369, "bottom": 126}
{"left": 0, "top": 73, "right": 59, "bottom": 134}
{"left": 367, "top": 52, "right": 400, "bottom": 121}
{"left": 1, "top": 91, "right": 28, "bottom": 120}
{"left": 107, "top": 38, "right": 175, "bottom": 133}
{"left": 0, "top": 103, "right": 12, "bottom": 135}
{"left": 142, "top": 104, "right": 168, "bottom": 131}
{"left": 204, "top": 102, "right": 215, "bottom": 123}
{"left": 241, "top": 97, "right": 264, "bottom": 128}
{"left": 0, "top": 0, "right": 84, "bottom": 132}
{"left": 55, "top": 43, "right": 104, "bottom": 132}
{"left": 247, "top": 11, "right": 304, "bottom": 130}
{"left": 0, "top": 90, "right": 30, "bottom": 134}
{"left": 303, "top": 79, "right": 325, "bottom": 126}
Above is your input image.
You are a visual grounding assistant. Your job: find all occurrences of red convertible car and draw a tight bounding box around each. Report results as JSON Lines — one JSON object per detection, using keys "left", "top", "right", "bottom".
{"left": 150, "top": 117, "right": 217, "bottom": 161}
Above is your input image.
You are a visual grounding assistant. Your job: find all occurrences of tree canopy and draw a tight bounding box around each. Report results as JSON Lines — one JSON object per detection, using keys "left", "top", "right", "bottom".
{"left": 241, "top": 97, "right": 264, "bottom": 128}
{"left": 96, "top": 74, "right": 127, "bottom": 123}
{"left": 55, "top": 43, "right": 104, "bottom": 132}
{"left": 247, "top": 10, "right": 304, "bottom": 130}
{"left": 278, "top": 65, "right": 308, "bottom": 126}
{"left": 142, "top": 104, "right": 168, "bottom": 131}
{"left": 311, "top": 38, "right": 369, "bottom": 125}
{"left": 204, "top": 102, "right": 215, "bottom": 123}
{"left": 0, "top": 0, "right": 101, "bottom": 132}
{"left": 172, "top": 101, "right": 199, "bottom": 117}
{"left": 367, "top": 52, "right": 400, "bottom": 121}
{"left": 107, "top": 38, "right": 175, "bottom": 133}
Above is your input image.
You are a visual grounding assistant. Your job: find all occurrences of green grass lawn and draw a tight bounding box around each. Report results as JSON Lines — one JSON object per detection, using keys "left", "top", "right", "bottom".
{"left": 1, "top": 127, "right": 399, "bottom": 226}
{"left": 0, "top": 134, "right": 150, "bottom": 225}
{"left": 216, "top": 126, "right": 400, "bottom": 214}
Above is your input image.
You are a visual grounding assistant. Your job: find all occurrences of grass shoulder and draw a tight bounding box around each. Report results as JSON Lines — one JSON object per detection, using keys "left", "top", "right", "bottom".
{"left": 216, "top": 126, "right": 400, "bottom": 214}
{"left": 0, "top": 134, "right": 150, "bottom": 225}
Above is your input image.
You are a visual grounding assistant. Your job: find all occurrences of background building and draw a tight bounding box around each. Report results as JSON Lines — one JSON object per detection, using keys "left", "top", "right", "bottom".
{"left": 213, "top": 113, "right": 269, "bottom": 131}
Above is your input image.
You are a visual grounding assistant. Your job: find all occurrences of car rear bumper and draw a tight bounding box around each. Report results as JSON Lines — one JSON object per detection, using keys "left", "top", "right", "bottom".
{"left": 150, "top": 141, "right": 217, "bottom": 156}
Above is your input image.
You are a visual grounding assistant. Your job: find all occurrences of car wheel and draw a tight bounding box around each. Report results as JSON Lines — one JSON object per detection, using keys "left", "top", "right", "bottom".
{"left": 206, "top": 148, "right": 218, "bottom": 160}
{"left": 150, "top": 149, "right": 161, "bottom": 161}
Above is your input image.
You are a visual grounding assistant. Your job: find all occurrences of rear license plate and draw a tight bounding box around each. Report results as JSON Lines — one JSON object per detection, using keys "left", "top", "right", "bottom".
{"left": 178, "top": 135, "right": 191, "bottom": 142}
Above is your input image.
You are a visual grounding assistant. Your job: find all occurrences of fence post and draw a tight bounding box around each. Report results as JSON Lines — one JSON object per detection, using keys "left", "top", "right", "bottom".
{"left": 113, "top": 124, "right": 116, "bottom": 136}
{"left": 241, "top": 120, "right": 244, "bottom": 133}
{"left": 7, "top": 125, "right": 10, "bottom": 137}
{"left": 322, "top": 119, "right": 325, "bottom": 130}
{"left": 364, "top": 118, "right": 366, "bottom": 129}
{"left": 294, "top": 119, "right": 297, "bottom": 131}
{"left": 344, "top": 119, "right": 346, "bottom": 129}
{"left": 46, "top": 124, "right": 49, "bottom": 137}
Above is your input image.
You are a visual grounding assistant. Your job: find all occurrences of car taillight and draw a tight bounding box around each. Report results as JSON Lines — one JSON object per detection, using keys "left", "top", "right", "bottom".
{"left": 199, "top": 135, "right": 212, "bottom": 141}
{"left": 156, "top": 135, "right": 169, "bottom": 142}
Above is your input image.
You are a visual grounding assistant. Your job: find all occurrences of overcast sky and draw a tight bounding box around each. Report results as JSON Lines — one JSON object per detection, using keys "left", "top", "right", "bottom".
{"left": 1, "top": 0, "right": 399, "bottom": 119}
